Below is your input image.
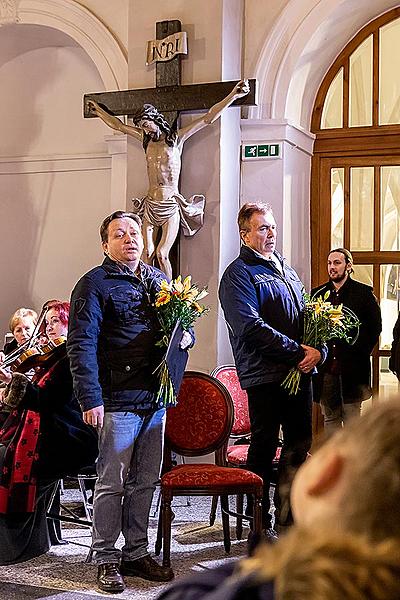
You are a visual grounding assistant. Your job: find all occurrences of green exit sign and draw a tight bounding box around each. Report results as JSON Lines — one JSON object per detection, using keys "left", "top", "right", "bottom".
{"left": 242, "top": 143, "right": 282, "bottom": 161}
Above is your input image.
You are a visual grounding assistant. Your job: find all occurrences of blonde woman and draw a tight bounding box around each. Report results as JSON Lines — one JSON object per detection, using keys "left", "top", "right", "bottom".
{"left": 0, "top": 307, "right": 38, "bottom": 385}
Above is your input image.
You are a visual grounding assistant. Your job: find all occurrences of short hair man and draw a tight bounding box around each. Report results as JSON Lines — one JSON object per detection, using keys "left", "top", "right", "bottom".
{"left": 312, "top": 248, "right": 381, "bottom": 432}
{"left": 67, "top": 211, "right": 191, "bottom": 593}
{"left": 219, "top": 202, "right": 322, "bottom": 535}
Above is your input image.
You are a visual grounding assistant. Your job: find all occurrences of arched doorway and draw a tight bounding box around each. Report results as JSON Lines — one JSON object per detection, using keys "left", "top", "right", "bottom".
{"left": 311, "top": 8, "right": 400, "bottom": 400}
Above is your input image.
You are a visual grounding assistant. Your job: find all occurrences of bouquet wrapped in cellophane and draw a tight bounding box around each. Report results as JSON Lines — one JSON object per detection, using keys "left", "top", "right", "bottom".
{"left": 282, "top": 291, "right": 360, "bottom": 395}
{"left": 154, "top": 275, "right": 209, "bottom": 407}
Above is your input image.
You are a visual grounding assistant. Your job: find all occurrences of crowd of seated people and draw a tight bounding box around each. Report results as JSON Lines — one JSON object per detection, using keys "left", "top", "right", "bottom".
{"left": 0, "top": 301, "right": 98, "bottom": 565}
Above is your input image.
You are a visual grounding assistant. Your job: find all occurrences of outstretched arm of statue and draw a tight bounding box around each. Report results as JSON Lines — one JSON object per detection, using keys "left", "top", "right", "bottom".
{"left": 178, "top": 79, "right": 250, "bottom": 142}
{"left": 87, "top": 100, "right": 142, "bottom": 141}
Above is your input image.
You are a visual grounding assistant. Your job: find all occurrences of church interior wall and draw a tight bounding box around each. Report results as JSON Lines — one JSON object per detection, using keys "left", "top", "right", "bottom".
{"left": 243, "top": 0, "right": 289, "bottom": 78}
{"left": 1, "top": 0, "right": 397, "bottom": 375}
{"left": 79, "top": 0, "right": 128, "bottom": 51}
{"left": 0, "top": 22, "right": 114, "bottom": 342}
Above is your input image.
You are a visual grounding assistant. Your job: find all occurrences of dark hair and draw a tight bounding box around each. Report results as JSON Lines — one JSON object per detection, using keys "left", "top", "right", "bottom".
{"left": 100, "top": 211, "right": 142, "bottom": 243}
{"left": 238, "top": 202, "right": 274, "bottom": 233}
{"left": 329, "top": 248, "right": 354, "bottom": 274}
{"left": 131, "top": 104, "right": 177, "bottom": 151}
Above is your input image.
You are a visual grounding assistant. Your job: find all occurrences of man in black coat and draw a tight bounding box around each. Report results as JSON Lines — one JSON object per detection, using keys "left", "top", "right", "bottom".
{"left": 312, "top": 248, "right": 381, "bottom": 432}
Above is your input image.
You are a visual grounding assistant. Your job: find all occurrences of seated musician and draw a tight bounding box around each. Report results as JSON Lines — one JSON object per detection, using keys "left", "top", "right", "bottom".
{"left": 0, "top": 307, "right": 38, "bottom": 388}
{"left": 0, "top": 300, "right": 98, "bottom": 565}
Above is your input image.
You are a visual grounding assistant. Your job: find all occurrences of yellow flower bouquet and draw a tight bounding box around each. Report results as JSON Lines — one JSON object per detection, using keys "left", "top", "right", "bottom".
{"left": 282, "top": 291, "right": 360, "bottom": 395}
{"left": 154, "top": 275, "right": 209, "bottom": 407}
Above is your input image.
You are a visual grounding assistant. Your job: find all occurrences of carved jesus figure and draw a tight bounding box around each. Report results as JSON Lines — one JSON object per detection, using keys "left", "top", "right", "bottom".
{"left": 88, "top": 79, "right": 250, "bottom": 278}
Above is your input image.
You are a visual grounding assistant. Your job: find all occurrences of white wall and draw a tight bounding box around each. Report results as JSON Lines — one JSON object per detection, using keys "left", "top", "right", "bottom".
{"left": 0, "top": 25, "right": 112, "bottom": 342}
{"left": 80, "top": 0, "right": 128, "bottom": 50}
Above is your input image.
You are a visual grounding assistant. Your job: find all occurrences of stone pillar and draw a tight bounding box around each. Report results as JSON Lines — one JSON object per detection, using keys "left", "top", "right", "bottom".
{"left": 241, "top": 120, "right": 315, "bottom": 288}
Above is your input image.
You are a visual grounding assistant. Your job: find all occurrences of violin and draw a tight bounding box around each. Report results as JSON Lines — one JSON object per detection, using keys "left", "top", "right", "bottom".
{"left": 13, "top": 336, "right": 67, "bottom": 374}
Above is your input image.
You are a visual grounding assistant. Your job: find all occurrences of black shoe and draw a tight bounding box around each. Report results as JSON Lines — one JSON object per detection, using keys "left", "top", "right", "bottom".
{"left": 121, "top": 555, "right": 174, "bottom": 582}
{"left": 97, "top": 563, "right": 125, "bottom": 593}
{"left": 263, "top": 528, "right": 279, "bottom": 543}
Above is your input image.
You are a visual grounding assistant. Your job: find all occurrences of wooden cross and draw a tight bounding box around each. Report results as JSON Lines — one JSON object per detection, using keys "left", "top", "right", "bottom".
{"left": 83, "top": 20, "right": 257, "bottom": 276}
{"left": 83, "top": 20, "right": 256, "bottom": 123}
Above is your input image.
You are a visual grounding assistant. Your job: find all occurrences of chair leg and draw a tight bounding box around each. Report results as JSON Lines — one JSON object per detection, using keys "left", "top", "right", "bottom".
{"left": 209, "top": 495, "right": 218, "bottom": 526}
{"left": 151, "top": 484, "right": 162, "bottom": 519}
{"left": 155, "top": 499, "right": 163, "bottom": 556}
{"left": 162, "top": 494, "right": 173, "bottom": 568}
{"left": 220, "top": 495, "right": 231, "bottom": 553}
{"left": 253, "top": 493, "right": 263, "bottom": 536}
{"left": 78, "top": 477, "right": 94, "bottom": 521}
{"left": 236, "top": 494, "right": 244, "bottom": 540}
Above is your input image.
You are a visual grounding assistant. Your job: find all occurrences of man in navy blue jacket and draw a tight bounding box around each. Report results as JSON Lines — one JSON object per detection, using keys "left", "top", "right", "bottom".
{"left": 67, "top": 211, "right": 191, "bottom": 593}
{"left": 219, "top": 203, "right": 321, "bottom": 535}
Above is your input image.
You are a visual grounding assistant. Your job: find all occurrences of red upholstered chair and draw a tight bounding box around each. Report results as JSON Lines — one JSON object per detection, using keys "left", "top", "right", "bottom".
{"left": 210, "top": 365, "right": 282, "bottom": 539}
{"left": 154, "top": 371, "right": 263, "bottom": 568}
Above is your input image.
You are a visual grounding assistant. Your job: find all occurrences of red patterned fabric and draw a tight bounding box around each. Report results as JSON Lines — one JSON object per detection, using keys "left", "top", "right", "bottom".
{"left": 0, "top": 409, "right": 40, "bottom": 514}
{"left": 227, "top": 444, "right": 282, "bottom": 466}
{"left": 226, "top": 444, "right": 248, "bottom": 465}
{"left": 162, "top": 463, "right": 263, "bottom": 489}
{"left": 166, "top": 376, "right": 230, "bottom": 452}
{"left": 213, "top": 367, "right": 250, "bottom": 436}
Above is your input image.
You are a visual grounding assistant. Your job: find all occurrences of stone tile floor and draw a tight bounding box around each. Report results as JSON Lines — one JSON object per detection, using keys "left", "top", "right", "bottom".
{"left": 0, "top": 489, "right": 250, "bottom": 599}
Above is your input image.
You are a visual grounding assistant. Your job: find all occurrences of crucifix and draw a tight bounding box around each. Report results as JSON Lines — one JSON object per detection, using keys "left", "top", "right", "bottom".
{"left": 84, "top": 20, "right": 257, "bottom": 279}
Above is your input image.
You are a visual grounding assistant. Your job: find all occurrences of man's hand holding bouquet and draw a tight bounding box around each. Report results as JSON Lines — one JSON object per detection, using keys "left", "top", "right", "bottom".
{"left": 153, "top": 275, "right": 208, "bottom": 407}
{"left": 282, "top": 291, "right": 360, "bottom": 395}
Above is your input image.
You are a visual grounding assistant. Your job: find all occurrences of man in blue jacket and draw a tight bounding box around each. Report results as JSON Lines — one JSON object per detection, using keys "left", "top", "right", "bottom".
{"left": 67, "top": 211, "right": 191, "bottom": 593}
{"left": 219, "top": 202, "right": 321, "bottom": 536}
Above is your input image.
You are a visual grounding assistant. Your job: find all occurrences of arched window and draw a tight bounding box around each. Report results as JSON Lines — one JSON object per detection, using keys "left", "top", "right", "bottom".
{"left": 311, "top": 8, "right": 400, "bottom": 398}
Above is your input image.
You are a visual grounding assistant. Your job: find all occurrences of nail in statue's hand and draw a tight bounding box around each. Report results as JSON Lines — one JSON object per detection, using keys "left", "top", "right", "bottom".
{"left": 236, "top": 79, "right": 250, "bottom": 97}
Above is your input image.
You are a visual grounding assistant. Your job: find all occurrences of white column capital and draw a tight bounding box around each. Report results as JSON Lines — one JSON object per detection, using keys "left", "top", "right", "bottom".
{"left": 241, "top": 119, "right": 315, "bottom": 156}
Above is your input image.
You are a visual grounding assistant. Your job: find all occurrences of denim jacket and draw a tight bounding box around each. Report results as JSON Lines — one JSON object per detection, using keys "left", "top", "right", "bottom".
{"left": 219, "top": 246, "right": 306, "bottom": 389}
{"left": 67, "top": 257, "right": 167, "bottom": 413}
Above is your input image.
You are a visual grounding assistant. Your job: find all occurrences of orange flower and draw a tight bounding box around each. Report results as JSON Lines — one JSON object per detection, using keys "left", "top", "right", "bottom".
{"left": 155, "top": 293, "right": 171, "bottom": 307}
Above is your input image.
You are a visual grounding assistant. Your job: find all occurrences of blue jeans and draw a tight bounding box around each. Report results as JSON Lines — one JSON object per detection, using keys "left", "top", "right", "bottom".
{"left": 91, "top": 408, "right": 165, "bottom": 564}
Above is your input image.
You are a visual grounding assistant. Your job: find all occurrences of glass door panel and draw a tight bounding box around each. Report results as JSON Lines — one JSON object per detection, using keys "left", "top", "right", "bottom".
{"left": 331, "top": 167, "right": 344, "bottom": 247}
{"left": 352, "top": 264, "right": 373, "bottom": 287}
{"left": 349, "top": 35, "right": 373, "bottom": 127}
{"left": 379, "top": 17, "right": 400, "bottom": 125}
{"left": 350, "top": 167, "right": 374, "bottom": 250}
{"left": 321, "top": 68, "right": 344, "bottom": 129}
{"left": 381, "top": 166, "right": 400, "bottom": 250}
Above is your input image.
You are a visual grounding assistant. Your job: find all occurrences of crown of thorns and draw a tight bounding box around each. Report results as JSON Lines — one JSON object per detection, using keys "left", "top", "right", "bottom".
{"left": 131, "top": 104, "right": 171, "bottom": 132}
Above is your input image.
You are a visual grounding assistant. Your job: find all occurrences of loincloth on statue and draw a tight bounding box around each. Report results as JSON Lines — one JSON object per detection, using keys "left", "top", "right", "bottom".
{"left": 131, "top": 193, "right": 205, "bottom": 237}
